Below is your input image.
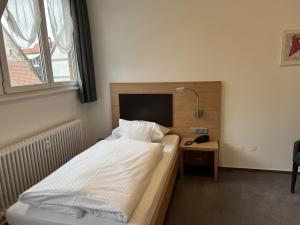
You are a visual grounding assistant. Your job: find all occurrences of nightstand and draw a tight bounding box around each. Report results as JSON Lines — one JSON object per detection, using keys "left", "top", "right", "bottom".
{"left": 180, "top": 138, "right": 220, "bottom": 182}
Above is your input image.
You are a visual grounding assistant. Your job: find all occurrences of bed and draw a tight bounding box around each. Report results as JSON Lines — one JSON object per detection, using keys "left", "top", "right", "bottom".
{"left": 6, "top": 82, "right": 222, "bottom": 225}
{"left": 7, "top": 91, "right": 179, "bottom": 225}
{"left": 6, "top": 133, "right": 180, "bottom": 225}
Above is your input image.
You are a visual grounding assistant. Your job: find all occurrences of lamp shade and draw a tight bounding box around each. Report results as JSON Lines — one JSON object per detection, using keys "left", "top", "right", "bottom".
{"left": 175, "top": 87, "right": 185, "bottom": 92}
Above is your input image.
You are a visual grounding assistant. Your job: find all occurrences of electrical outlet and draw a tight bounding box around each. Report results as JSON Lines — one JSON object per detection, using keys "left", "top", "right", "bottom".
{"left": 191, "top": 127, "right": 208, "bottom": 134}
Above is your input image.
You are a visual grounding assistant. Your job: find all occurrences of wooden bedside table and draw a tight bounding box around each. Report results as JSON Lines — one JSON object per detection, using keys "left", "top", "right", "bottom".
{"left": 180, "top": 138, "right": 220, "bottom": 182}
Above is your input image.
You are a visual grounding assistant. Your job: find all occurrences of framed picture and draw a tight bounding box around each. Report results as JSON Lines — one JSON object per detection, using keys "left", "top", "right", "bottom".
{"left": 280, "top": 30, "right": 300, "bottom": 66}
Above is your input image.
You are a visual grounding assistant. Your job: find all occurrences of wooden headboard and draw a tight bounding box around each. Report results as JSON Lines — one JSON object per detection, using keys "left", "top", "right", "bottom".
{"left": 110, "top": 82, "right": 222, "bottom": 140}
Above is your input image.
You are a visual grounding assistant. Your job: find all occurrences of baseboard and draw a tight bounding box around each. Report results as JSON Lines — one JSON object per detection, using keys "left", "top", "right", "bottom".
{"left": 184, "top": 165, "right": 299, "bottom": 175}
{"left": 220, "top": 166, "right": 300, "bottom": 174}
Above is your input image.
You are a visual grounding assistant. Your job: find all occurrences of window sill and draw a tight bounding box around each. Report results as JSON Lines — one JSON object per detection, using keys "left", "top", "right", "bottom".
{"left": 0, "top": 86, "right": 79, "bottom": 104}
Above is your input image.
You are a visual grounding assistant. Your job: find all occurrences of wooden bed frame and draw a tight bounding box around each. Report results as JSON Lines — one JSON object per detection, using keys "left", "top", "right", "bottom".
{"left": 149, "top": 147, "right": 180, "bottom": 225}
{"left": 110, "top": 82, "right": 221, "bottom": 225}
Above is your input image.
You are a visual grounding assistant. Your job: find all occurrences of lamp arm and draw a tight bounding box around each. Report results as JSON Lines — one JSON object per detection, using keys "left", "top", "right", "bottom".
{"left": 175, "top": 87, "right": 202, "bottom": 118}
{"left": 183, "top": 88, "right": 199, "bottom": 98}
{"left": 184, "top": 88, "right": 200, "bottom": 117}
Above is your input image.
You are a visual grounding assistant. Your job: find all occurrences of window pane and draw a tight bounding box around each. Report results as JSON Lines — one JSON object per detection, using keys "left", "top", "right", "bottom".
{"left": 50, "top": 45, "right": 75, "bottom": 82}
{"left": 1, "top": 21, "right": 47, "bottom": 87}
{"left": 44, "top": 0, "right": 76, "bottom": 83}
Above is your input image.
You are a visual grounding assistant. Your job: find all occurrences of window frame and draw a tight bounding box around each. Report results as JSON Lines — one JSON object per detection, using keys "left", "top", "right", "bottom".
{"left": 0, "top": 0, "right": 78, "bottom": 95}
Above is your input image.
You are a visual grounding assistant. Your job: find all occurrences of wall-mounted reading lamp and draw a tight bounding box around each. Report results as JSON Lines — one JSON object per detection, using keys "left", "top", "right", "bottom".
{"left": 175, "top": 87, "right": 203, "bottom": 118}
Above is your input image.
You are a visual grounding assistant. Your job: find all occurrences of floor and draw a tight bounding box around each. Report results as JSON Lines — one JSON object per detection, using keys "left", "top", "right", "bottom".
{"left": 164, "top": 168, "right": 300, "bottom": 225}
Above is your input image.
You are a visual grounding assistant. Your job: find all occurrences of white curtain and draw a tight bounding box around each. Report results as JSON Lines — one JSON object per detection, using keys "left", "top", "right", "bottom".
{"left": 4, "top": 0, "right": 41, "bottom": 48}
{"left": 46, "top": 0, "right": 74, "bottom": 54}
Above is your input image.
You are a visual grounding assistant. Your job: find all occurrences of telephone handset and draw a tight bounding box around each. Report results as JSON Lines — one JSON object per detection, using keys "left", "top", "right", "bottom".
{"left": 193, "top": 135, "right": 209, "bottom": 143}
{"left": 184, "top": 135, "right": 210, "bottom": 146}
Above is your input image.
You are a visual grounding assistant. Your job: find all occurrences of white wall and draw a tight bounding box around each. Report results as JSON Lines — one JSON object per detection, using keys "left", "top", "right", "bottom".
{"left": 0, "top": 91, "right": 89, "bottom": 149}
{"left": 86, "top": 0, "right": 300, "bottom": 171}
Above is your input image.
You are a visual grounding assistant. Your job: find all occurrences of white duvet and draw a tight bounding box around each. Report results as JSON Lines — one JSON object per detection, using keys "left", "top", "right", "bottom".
{"left": 19, "top": 139, "right": 163, "bottom": 223}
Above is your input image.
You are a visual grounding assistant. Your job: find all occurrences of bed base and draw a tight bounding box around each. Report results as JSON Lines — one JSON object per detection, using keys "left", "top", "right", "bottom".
{"left": 149, "top": 148, "right": 179, "bottom": 225}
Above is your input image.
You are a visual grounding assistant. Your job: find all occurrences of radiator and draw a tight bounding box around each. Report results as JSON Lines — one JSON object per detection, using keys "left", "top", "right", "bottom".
{"left": 0, "top": 119, "right": 83, "bottom": 223}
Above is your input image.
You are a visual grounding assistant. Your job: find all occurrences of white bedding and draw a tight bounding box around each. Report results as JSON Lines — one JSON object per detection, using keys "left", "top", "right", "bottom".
{"left": 7, "top": 135, "right": 180, "bottom": 225}
{"left": 19, "top": 139, "right": 163, "bottom": 222}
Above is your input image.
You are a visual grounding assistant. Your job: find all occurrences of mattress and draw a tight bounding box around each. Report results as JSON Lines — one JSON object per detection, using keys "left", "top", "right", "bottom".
{"left": 6, "top": 134, "right": 180, "bottom": 225}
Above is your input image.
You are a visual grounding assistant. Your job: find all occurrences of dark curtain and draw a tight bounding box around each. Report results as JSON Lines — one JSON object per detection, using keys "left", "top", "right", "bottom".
{"left": 0, "top": 0, "right": 8, "bottom": 17}
{"left": 70, "top": 0, "right": 97, "bottom": 103}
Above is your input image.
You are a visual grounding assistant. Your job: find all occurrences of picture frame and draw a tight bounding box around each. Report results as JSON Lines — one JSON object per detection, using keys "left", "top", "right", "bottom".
{"left": 280, "top": 30, "right": 300, "bottom": 66}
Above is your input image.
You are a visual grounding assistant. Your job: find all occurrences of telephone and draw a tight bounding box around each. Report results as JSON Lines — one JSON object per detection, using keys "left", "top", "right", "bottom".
{"left": 193, "top": 135, "right": 210, "bottom": 143}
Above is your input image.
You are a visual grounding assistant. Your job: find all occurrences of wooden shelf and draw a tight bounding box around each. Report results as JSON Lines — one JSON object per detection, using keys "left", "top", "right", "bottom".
{"left": 180, "top": 138, "right": 220, "bottom": 182}
{"left": 180, "top": 138, "right": 219, "bottom": 152}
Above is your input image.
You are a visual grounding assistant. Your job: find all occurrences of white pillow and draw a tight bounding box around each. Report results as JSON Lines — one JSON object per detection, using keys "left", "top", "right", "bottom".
{"left": 111, "top": 127, "right": 121, "bottom": 138}
{"left": 118, "top": 119, "right": 153, "bottom": 142}
{"left": 151, "top": 123, "right": 167, "bottom": 142}
{"left": 117, "top": 119, "right": 169, "bottom": 142}
{"left": 158, "top": 124, "right": 170, "bottom": 135}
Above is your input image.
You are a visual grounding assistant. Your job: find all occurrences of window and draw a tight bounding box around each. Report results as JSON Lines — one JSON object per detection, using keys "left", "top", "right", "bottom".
{"left": 43, "top": 0, "right": 76, "bottom": 83}
{"left": 1, "top": 18, "right": 47, "bottom": 88}
{"left": 0, "top": 0, "right": 77, "bottom": 94}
